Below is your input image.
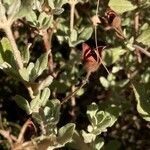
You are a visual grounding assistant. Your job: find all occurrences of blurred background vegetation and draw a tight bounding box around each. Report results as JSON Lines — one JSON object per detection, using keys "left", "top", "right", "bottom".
{"left": 0, "top": 0, "right": 150, "bottom": 149}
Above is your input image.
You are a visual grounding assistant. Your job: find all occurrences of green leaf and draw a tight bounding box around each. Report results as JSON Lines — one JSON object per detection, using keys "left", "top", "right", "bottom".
{"left": 41, "top": 88, "right": 50, "bottom": 107}
{"left": 54, "top": 0, "right": 68, "bottom": 8}
{"left": 0, "top": 1, "right": 6, "bottom": 22}
{"left": 102, "top": 47, "right": 126, "bottom": 66}
{"left": 15, "top": 95, "right": 32, "bottom": 114}
{"left": 93, "top": 137, "right": 104, "bottom": 150}
{"left": 7, "top": 0, "right": 21, "bottom": 20}
{"left": 87, "top": 103, "right": 118, "bottom": 135}
{"left": 37, "top": 75, "right": 54, "bottom": 92}
{"left": 81, "top": 130, "right": 96, "bottom": 143}
{"left": 108, "top": 0, "right": 137, "bottom": 14}
{"left": 48, "top": 0, "right": 55, "bottom": 9}
{"left": 0, "top": 37, "right": 15, "bottom": 66}
{"left": 0, "top": 62, "right": 21, "bottom": 80}
{"left": 17, "top": 0, "right": 37, "bottom": 22}
{"left": 52, "top": 8, "right": 64, "bottom": 15}
{"left": 95, "top": 112, "right": 111, "bottom": 134}
{"left": 132, "top": 84, "right": 150, "bottom": 121}
{"left": 78, "top": 26, "right": 93, "bottom": 40}
{"left": 27, "top": 62, "right": 34, "bottom": 75}
{"left": 68, "top": 26, "right": 93, "bottom": 47}
{"left": 136, "top": 27, "right": 150, "bottom": 46}
{"left": 87, "top": 103, "right": 99, "bottom": 126}
{"left": 21, "top": 45, "right": 30, "bottom": 64}
{"left": 70, "top": 29, "right": 78, "bottom": 43}
{"left": 35, "top": 99, "right": 61, "bottom": 128}
{"left": 38, "top": 12, "right": 53, "bottom": 29}
{"left": 30, "top": 94, "right": 41, "bottom": 112}
{"left": 58, "top": 123, "right": 75, "bottom": 145}
{"left": 19, "top": 67, "right": 30, "bottom": 81}
{"left": 100, "top": 77, "right": 110, "bottom": 89}
{"left": 31, "top": 52, "right": 49, "bottom": 81}
{"left": 48, "top": 0, "right": 68, "bottom": 9}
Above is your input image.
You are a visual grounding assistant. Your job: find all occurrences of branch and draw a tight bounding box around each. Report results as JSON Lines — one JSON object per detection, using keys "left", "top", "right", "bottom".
{"left": 133, "top": 44, "right": 150, "bottom": 58}
{"left": 17, "top": 119, "right": 34, "bottom": 143}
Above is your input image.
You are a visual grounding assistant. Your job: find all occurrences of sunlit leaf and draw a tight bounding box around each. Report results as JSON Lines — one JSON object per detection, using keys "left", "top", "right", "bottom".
{"left": 102, "top": 47, "right": 126, "bottom": 66}
{"left": 58, "top": 123, "right": 75, "bottom": 145}
{"left": 19, "top": 67, "right": 30, "bottom": 81}
{"left": 132, "top": 84, "right": 150, "bottom": 121}
{"left": 136, "top": 27, "right": 150, "bottom": 46}
{"left": 7, "top": 0, "right": 21, "bottom": 20}
{"left": 108, "top": 0, "right": 137, "bottom": 14}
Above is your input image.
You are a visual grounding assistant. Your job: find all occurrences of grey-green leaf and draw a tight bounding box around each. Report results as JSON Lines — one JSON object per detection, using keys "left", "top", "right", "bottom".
{"left": 78, "top": 26, "right": 93, "bottom": 42}
{"left": 7, "top": 0, "right": 21, "bottom": 20}
{"left": 58, "top": 123, "right": 75, "bottom": 145}
{"left": 31, "top": 52, "right": 49, "bottom": 81}
{"left": 15, "top": 95, "right": 32, "bottom": 114}
{"left": 30, "top": 94, "right": 41, "bottom": 112}
{"left": 102, "top": 47, "right": 126, "bottom": 66}
{"left": 21, "top": 45, "right": 30, "bottom": 65}
{"left": 19, "top": 67, "right": 30, "bottom": 81}
{"left": 0, "top": 37, "right": 15, "bottom": 66}
{"left": 0, "top": 1, "right": 6, "bottom": 22}
{"left": 108, "top": 0, "right": 137, "bottom": 14}
{"left": 136, "top": 27, "right": 150, "bottom": 46}
{"left": 41, "top": 88, "right": 50, "bottom": 107}
{"left": 132, "top": 84, "right": 150, "bottom": 121}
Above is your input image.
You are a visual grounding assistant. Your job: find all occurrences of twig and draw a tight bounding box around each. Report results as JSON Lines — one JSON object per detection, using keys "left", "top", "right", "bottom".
{"left": 94, "top": 0, "right": 110, "bottom": 75}
{"left": 134, "top": 1, "right": 142, "bottom": 63}
{"left": 0, "top": 1, "right": 23, "bottom": 69}
{"left": 17, "top": 119, "right": 33, "bottom": 143}
{"left": 69, "top": 0, "right": 77, "bottom": 32}
{"left": 61, "top": 72, "right": 90, "bottom": 105}
{"left": 3, "top": 25, "right": 23, "bottom": 69}
{"left": 0, "top": 130, "right": 14, "bottom": 147}
{"left": 71, "top": 85, "right": 76, "bottom": 106}
{"left": 41, "top": 28, "right": 54, "bottom": 73}
{"left": 133, "top": 44, "right": 150, "bottom": 58}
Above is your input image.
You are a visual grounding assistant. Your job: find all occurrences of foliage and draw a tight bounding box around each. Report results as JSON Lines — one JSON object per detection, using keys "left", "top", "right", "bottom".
{"left": 0, "top": 0, "right": 150, "bottom": 150}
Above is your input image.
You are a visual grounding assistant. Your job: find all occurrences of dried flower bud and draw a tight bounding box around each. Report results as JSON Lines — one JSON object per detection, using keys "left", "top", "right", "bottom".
{"left": 82, "top": 43, "right": 105, "bottom": 73}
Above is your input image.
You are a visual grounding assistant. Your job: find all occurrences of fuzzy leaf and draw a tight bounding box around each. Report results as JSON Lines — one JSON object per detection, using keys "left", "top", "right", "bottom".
{"left": 100, "top": 77, "right": 110, "bottom": 88}
{"left": 78, "top": 26, "right": 93, "bottom": 40}
{"left": 136, "top": 27, "right": 150, "bottom": 46}
{"left": 132, "top": 84, "right": 150, "bottom": 121}
{"left": 17, "top": 0, "right": 37, "bottom": 22}
{"left": 19, "top": 67, "right": 30, "bottom": 81}
{"left": 31, "top": 52, "right": 49, "bottom": 81}
{"left": 7, "top": 0, "right": 21, "bottom": 20}
{"left": 70, "top": 29, "right": 78, "bottom": 43}
{"left": 30, "top": 94, "right": 41, "bottom": 112}
{"left": 108, "top": 0, "right": 137, "bottom": 14}
{"left": 81, "top": 130, "right": 96, "bottom": 143}
{"left": 58, "top": 123, "right": 75, "bottom": 145}
{"left": 41, "top": 88, "right": 50, "bottom": 107}
{"left": 87, "top": 103, "right": 99, "bottom": 126}
{"left": 0, "top": 1, "right": 6, "bottom": 22}
{"left": 15, "top": 95, "right": 32, "bottom": 114}
{"left": 102, "top": 47, "right": 126, "bottom": 66}
{"left": 0, "top": 38, "right": 15, "bottom": 66}
{"left": 21, "top": 45, "right": 30, "bottom": 64}
{"left": 38, "top": 12, "right": 53, "bottom": 29}
{"left": 93, "top": 137, "right": 104, "bottom": 150}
